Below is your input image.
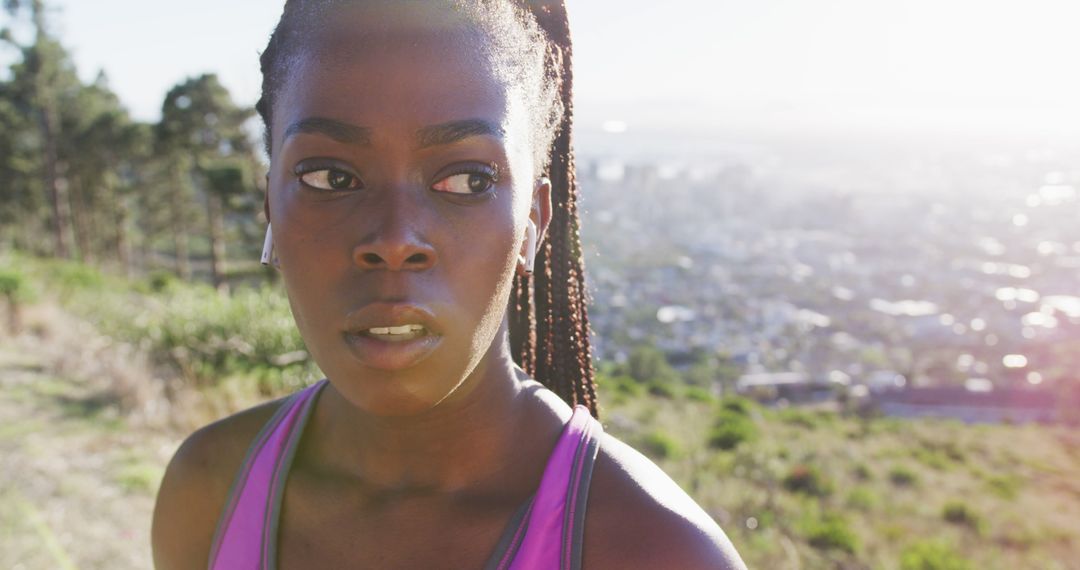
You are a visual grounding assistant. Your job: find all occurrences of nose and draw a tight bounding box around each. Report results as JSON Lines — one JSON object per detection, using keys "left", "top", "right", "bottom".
{"left": 351, "top": 189, "right": 438, "bottom": 272}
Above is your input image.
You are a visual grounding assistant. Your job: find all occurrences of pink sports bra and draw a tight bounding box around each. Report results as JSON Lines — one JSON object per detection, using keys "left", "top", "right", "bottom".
{"left": 208, "top": 379, "right": 603, "bottom": 569}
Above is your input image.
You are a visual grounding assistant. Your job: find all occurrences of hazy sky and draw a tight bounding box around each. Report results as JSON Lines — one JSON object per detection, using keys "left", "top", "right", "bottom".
{"left": 30, "top": 0, "right": 1080, "bottom": 138}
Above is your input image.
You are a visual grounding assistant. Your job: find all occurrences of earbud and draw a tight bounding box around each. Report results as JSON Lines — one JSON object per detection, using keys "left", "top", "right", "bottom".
{"left": 521, "top": 220, "right": 538, "bottom": 274}
{"left": 260, "top": 223, "right": 278, "bottom": 268}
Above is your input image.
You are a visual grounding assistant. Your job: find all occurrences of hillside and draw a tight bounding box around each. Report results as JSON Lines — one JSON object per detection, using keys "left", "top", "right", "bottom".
{"left": 1, "top": 257, "right": 1078, "bottom": 569}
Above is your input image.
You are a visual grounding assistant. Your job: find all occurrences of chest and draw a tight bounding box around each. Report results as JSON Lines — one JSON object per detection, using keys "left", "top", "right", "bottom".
{"left": 275, "top": 476, "right": 529, "bottom": 570}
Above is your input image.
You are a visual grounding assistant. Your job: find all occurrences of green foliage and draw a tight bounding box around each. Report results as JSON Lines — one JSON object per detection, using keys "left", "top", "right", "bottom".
{"left": 597, "top": 372, "right": 645, "bottom": 399}
{"left": 114, "top": 461, "right": 164, "bottom": 495}
{"left": 845, "top": 487, "right": 877, "bottom": 511}
{"left": 647, "top": 380, "right": 677, "bottom": 399}
{"left": 0, "top": 268, "right": 34, "bottom": 303}
{"left": 802, "top": 513, "right": 859, "bottom": 553}
{"left": 624, "top": 343, "right": 679, "bottom": 385}
{"left": 684, "top": 386, "right": 715, "bottom": 403}
{"left": 852, "top": 462, "right": 874, "bottom": 481}
{"left": 44, "top": 261, "right": 104, "bottom": 292}
{"left": 641, "top": 430, "right": 682, "bottom": 459}
{"left": 707, "top": 397, "right": 760, "bottom": 450}
{"left": 72, "top": 279, "right": 313, "bottom": 393}
{"left": 985, "top": 475, "right": 1021, "bottom": 500}
{"left": 708, "top": 410, "right": 758, "bottom": 451}
{"left": 899, "top": 540, "right": 972, "bottom": 570}
{"left": 720, "top": 396, "right": 755, "bottom": 416}
{"left": 889, "top": 465, "right": 919, "bottom": 487}
{"left": 140, "top": 270, "right": 179, "bottom": 294}
{"left": 683, "top": 352, "right": 741, "bottom": 390}
{"left": 776, "top": 407, "right": 835, "bottom": 430}
{"left": 783, "top": 464, "right": 834, "bottom": 497}
{"left": 913, "top": 447, "right": 952, "bottom": 470}
{"left": 942, "top": 501, "right": 984, "bottom": 533}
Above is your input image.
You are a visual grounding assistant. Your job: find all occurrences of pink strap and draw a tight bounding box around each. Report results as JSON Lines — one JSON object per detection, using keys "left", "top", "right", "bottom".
{"left": 507, "top": 406, "right": 601, "bottom": 570}
{"left": 208, "top": 381, "right": 325, "bottom": 569}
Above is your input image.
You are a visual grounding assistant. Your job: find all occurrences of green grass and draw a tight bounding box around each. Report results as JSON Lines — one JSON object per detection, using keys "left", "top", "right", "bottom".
{"left": 14, "top": 255, "right": 320, "bottom": 395}
{"left": 899, "top": 540, "right": 972, "bottom": 570}
{"left": 595, "top": 382, "right": 1080, "bottom": 569}
{"left": 114, "top": 460, "right": 165, "bottom": 495}
{"left": 802, "top": 513, "right": 859, "bottom": 554}
{"left": 641, "top": 430, "right": 682, "bottom": 459}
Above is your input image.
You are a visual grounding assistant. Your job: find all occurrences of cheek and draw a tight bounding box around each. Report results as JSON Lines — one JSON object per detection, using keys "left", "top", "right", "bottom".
{"left": 445, "top": 201, "right": 520, "bottom": 318}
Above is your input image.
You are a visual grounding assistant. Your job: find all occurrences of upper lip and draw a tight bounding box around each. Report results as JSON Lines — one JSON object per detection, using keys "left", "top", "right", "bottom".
{"left": 343, "top": 302, "right": 441, "bottom": 336}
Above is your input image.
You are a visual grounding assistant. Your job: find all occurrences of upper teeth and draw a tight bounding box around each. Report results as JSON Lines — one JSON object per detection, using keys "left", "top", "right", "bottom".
{"left": 367, "top": 325, "right": 425, "bottom": 335}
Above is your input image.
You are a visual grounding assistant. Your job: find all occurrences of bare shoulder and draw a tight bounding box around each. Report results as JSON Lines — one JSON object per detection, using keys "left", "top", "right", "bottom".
{"left": 583, "top": 431, "right": 747, "bottom": 570}
{"left": 151, "top": 396, "right": 289, "bottom": 570}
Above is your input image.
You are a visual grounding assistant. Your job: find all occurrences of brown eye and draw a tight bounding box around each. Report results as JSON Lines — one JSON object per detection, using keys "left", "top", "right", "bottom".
{"left": 431, "top": 170, "right": 497, "bottom": 195}
{"left": 300, "top": 169, "right": 361, "bottom": 191}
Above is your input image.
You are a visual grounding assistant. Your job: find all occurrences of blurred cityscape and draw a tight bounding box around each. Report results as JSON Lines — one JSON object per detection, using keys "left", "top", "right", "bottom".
{"left": 576, "top": 130, "right": 1080, "bottom": 423}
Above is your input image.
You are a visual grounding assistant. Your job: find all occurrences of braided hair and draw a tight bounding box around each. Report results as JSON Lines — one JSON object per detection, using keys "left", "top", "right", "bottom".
{"left": 256, "top": 0, "right": 598, "bottom": 417}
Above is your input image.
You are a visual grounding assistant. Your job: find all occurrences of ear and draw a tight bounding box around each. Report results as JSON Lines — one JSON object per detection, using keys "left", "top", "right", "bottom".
{"left": 519, "top": 177, "right": 552, "bottom": 273}
{"left": 530, "top": 176, "right": 552, "bottom": 250}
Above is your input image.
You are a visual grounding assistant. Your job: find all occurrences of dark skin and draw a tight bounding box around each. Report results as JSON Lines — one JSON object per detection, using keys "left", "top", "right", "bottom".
{"left": 152, "top": 5, "right": 746, "bottom": 569}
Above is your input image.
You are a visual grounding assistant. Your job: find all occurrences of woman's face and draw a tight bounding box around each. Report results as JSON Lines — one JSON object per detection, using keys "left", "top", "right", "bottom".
{"left": 267, "top": 6, "right": 547, "bottom": 416}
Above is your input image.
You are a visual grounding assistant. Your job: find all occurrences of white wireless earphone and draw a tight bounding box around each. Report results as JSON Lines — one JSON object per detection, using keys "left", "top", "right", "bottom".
{"left": 260, "top": 223, "right": 278, "bottom": 268}
{"left": 521, "top": 220, "right": 538, "bottom": 274}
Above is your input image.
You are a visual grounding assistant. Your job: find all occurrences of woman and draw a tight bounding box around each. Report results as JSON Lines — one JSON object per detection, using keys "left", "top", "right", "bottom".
{"left": 152, "top": 1, "right": 746, "bottom": 568}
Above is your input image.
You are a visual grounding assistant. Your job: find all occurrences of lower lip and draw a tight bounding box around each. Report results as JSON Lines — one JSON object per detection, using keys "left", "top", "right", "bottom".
{"left": 342, "top": 331, "right": 441, "bottom": 370}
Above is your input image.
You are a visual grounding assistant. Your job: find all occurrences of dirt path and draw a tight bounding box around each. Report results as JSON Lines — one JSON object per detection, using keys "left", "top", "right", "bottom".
{"left": 0, "top": 308, "right": 182, "bottom": 570}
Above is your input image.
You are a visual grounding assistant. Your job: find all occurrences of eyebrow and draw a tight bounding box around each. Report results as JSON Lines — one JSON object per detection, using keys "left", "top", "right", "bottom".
{"left": 284, "top": 117, "right": 373, "bottom": 145}
{"left": 415, "top": 119, "right": 505, "bottom": 149}
{"left": 284, "top": 116, "right": 504, "bottom": 149}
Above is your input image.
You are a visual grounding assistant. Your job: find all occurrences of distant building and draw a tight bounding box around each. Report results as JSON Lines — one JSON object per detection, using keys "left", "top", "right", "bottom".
{"left": 736, "top": 372, "right": 840, "bottom": 406}
{"left": 871, "top": 387, "right": 1058, "bottom": 424}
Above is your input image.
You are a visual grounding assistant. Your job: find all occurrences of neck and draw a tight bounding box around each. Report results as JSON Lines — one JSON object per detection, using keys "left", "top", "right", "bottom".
{"left": 300, "top": 325, "right": 569, "bottom": 498}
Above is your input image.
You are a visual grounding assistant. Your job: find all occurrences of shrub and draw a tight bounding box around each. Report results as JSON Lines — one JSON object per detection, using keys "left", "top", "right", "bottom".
{"left": 642, "top": 431, "right": 682, "bottom": 459}
{"left": 783, "top": 464, "right": 834, "bottom": 497}
{"left": 942, "top": 501, "right": 984, "bottom": 533}
{"left": 45, "top": 261, "right": 105, "bottom": 299}
{"left": 708, "top": 411, "right": 758, "bottom": 450}
{"left": 986, "top": 475, "right": 1020, "bottom": 500}
{"left": 0, "top": 268, "right": 35, "bottom": 334}
{"left": 899, "top": 540, "right": 972, "bottom": 570}
{"left": 0, "top": 270, "right": 25, "bottom": 297}
{"left": 913, "top": 448, "right": 951, "bottom": 470}
{"left": 647, "top": 381, "right": 677, "bottom": 399}
{"left": 720, "top": 397, "right": 755, "bottom": 416}
{"left": 846, "top": 487, "right": 877, "bottom": 511}
{"left": 778, "top": 407, "right": 835, "bottom": 430}
{"left": 803, "top": 513, "right": 859, "bottom": 553}
{"left": 889, "top": 465, "right": 919, "bottom": 487}
{"left": 605, "top": 374, "right": 644, "bottom": 397}
{"left": 142, "top": 270, "right": 180, "bottom": 293}
{"left": 684, "top": 386, "right": 715, "bottom": 403}
{"left": 852, "top": 462, "right": 874, "bottom": 481}
{"left": 82, "top": 282, "right": 314, "bottom": 393}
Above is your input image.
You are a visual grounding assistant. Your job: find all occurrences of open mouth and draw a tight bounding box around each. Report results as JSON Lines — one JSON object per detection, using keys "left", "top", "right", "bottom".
{"left": 341, "top": 303, "right": 442, "bottom": 370}
{"left": 358, "top": 324, "right": 429, "bottom": 342}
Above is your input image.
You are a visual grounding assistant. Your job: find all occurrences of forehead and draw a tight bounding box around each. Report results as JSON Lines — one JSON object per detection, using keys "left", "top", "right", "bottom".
{"left": 273, "top": 4, "right": 521, "bottom": 145}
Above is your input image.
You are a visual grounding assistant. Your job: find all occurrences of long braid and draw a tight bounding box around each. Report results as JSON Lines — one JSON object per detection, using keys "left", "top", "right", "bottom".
{"left": 509, "top": 270, "right": 535, "bottom": 374}
{"left": 512, "top": 0, "right": 598, "bottom": 417}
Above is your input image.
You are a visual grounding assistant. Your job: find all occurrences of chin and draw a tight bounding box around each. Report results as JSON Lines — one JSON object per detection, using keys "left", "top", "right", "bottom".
{"left": 325, "top": 364, "right": 466, "bottom": 418}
